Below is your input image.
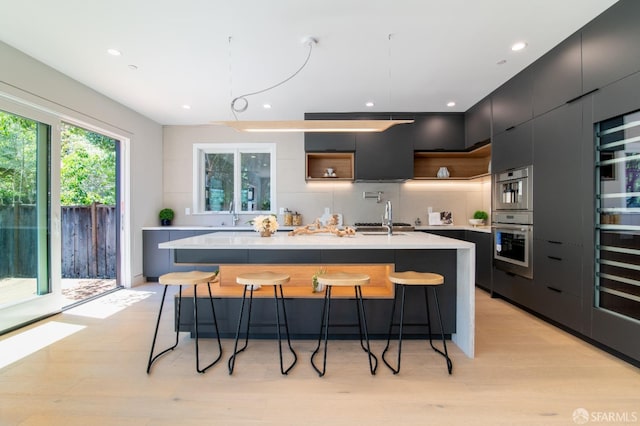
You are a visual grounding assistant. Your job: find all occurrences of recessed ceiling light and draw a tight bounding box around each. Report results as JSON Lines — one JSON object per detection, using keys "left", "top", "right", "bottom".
{"left": 182, "top": 105, "right": 191, "bottom": 110}
{"left": 447, "top": 101, "right": 456, "bottom": 107}
{"left": 107, "top": 48, "right": 122, "bottom": 56}
{"left": 365, "top": 101, "right": 374, "bottom": 107}
{"left": 263, "top": 104, "right": 272, "bottom": 109}
{"left": 511, "top": 41, "right": 527, "bottom": 52}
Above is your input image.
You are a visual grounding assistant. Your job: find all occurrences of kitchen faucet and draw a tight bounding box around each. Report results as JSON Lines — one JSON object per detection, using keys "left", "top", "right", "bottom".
{"left": 229, "top": 201, "right": 239, "bottom": 226}
{"left": 382, "top": 200, "right": 393, "bottom": 235}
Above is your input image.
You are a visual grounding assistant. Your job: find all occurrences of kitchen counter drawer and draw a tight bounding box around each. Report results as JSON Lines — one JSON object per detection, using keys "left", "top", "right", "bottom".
{"left": 533, "top": 239, "right": 582, "bottom": 298}
{"left": 536, "top": 286, "right": 584, "bottom": 333}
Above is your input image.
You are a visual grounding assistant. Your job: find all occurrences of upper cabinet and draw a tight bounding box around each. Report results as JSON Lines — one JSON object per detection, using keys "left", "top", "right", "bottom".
{"left": 304, "top": 113, "right": 356, "bottom": 152}
{"left": 304, "top": 132, "right": 355, "bottom": 152}
{"left": 582, "top": 0, "right": 640, "bottom": 94}
{"left": 531, "top": 32, "right": 582, "bottom": 116}
{"left": 491, "top": 67, "right": 533, "bottom": 134}
{"left": 413, "top": 113, "right": 465, "bottom": 151}
{"left": 355, "top": 116, "right": 414, "bottom": 181}
{"left": 491, "top": 120, "right": 532, "bottom": 173}
{"left": 464, "top": 97, "right": 491, "bottom": 148}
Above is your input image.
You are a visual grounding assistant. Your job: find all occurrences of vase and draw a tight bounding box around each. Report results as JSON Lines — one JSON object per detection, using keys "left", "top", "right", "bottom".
{"left": 437, "top": 167, "right": 450, "bottom": 178}
{"left": 260, "top": 230, "right": 272, "bottom": 237}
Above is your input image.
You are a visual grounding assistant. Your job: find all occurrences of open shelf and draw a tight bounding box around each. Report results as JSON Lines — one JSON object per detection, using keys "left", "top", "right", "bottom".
{"left": 305, "top": 152, "right": 354, "bottom": 181}
{"left": 413, "top": 143, "right": 491, "bottom": 179}
{"left": 181, "top": 264, "right": 394, "bottom": 299}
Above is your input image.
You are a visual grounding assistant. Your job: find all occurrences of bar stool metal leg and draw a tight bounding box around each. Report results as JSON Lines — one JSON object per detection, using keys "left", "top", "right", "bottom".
{"left": 228, "top": 285, "right": 254, "bottom": 374}
{"left": 382, "top": 283, "right": 406, "bottom": 374}
{"left": 355, "top": 285, "right": 378, "bottom": 375}
{"left": 424, "top": 287, "right": 453, "bottom": 374}
{"left": 274, "top": 285, "right": 298, "bottom": 375}
{"left": 310, "top": 285, "right": 332, "bottom": 377}
{"left": 194, "top": 283, "right": 223, "bottom": 373}
{"left": 147, "top": 285, "right": 182, "bottom": 374}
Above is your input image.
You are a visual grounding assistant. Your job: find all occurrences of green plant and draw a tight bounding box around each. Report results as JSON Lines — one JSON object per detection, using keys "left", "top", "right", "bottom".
{"left": 473, "top": 210, "right": 488, "bottom": 220}
{"left": 312, "top": 267, "right": 327, "bottom": 292}
{"left": 159, "top": 208, "right": 175, "bottom": 221}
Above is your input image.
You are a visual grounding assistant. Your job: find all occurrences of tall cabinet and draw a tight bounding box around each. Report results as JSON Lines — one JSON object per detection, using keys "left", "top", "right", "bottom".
{"left": 488, "top": 0, "right": 640, "bottom": 362}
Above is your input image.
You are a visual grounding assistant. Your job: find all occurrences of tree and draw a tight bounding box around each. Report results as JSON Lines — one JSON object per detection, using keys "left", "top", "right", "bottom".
{"left": 60, "top": 123, "right": 116, "bottom": 205}
{"left": 0, "top": 111, "right": 37, "bottom": 205}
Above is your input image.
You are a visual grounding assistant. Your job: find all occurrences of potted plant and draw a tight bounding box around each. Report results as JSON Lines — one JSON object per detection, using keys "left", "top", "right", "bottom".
{"left": 470, "top": 210, "right": 488, "bottom": 226}
{"left": 159, "top": 208, "right": 175, "bottom": 226}
{"left": 312, "top": 267, "right": 327, "bottom": 293}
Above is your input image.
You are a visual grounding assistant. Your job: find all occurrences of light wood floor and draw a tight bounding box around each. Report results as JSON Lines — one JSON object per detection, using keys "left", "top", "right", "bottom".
{"left": 0, "top": 283, "right": 638, "bottom": 426}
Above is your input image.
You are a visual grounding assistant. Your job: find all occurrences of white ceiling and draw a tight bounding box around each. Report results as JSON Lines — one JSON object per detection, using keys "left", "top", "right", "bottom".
{"left": 0, "top": 0, "right": 618, "bottom": 125}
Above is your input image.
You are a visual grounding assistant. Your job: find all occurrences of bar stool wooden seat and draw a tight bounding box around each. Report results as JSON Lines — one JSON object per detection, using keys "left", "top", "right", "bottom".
{"left": 310, "top": 272, "right": 378, "bottom": 377}
{"left": 382, "top": 271, "right": 453, "bottom": 375}
{"left": 228, "top": 271, "right": 297, "bottom": 375}
{"left": 147, "top": 270, "right": 222, "bottom": 374}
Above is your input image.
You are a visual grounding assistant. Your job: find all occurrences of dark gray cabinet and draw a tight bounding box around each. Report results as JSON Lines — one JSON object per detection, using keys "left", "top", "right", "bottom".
{"left": 491, "top": 67, "right": 533, "bottom": 134}
{"left": 534, "top": 240, "right": 582, "bottom": 298}
{"left": 533, "top": 102, "right": 583, "bottom": 244}
{"left": 465, "top": 230, "right": 492, "bottom": 291}
{"left": 413, "top": 113, "right": 465, "bottom": 151}
{"left": 143, "top": 230, "right": 170, "bottom": 280}
{"left": 582, "top": 0, "right": 640, "bottom": 94}
{"left": 304, "top": 113, "right": 356, "bottom": 152}
{"left": 143, "top": 229, "right": 219, "bottom": 280}
{"left": 422, "top": 229, "right": 492, "bottom": 291}
{"left": 491, "top": 120, "right": 532, "bottom": 173}
{"left": 491, "top": 268, "right": 541, "bottom": 312}
{"left": 304, "top": 133, "right": 355, "bottom": 152}
{"left": 531, "top": 32, "right": 582, "bottom": 116}
{"left": 464, "top": 97, "right": 491, "bottom": 148}
{"left": 593, "top": 70, "right": 640, "bottom": 123}
{"left": 355, "top": 119, "right": 414, "bottom": 181}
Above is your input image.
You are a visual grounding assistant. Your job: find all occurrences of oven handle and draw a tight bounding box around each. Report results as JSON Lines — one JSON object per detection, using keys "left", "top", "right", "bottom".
{"left": 491, "top": 224, "right": 532, "bottom": 232}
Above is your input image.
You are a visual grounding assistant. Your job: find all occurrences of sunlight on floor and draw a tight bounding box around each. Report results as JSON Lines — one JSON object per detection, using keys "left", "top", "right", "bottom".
{"left": 63, "top": 289, "right": 154, "bottom": 319}
{"left": 0, "top": 321, "right": 86, "bottom": 369}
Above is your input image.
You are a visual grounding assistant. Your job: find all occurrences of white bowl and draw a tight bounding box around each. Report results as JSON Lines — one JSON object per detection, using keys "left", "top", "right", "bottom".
{"left": 469, "top": 219, "right": 484, "bottom": 226}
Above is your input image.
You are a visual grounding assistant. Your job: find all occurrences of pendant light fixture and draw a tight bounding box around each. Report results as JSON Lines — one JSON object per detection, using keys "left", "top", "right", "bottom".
{"left": 217, "top": 36, "right": 413, "bottom": 133}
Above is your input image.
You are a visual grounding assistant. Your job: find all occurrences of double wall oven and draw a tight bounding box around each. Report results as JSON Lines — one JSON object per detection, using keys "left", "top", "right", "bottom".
{"left": 492, "top": 165, "right": 534, "bottom": 279}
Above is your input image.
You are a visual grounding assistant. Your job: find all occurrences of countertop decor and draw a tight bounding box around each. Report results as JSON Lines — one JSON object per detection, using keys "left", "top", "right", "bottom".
{"left": 250, "top": 214, "right": 279, "bottom": 236}
{"left": 289, "top": 218, "right": 356, "bottom": 237}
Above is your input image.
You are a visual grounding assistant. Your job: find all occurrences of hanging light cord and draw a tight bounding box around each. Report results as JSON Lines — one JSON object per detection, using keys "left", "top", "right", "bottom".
{"left": 230, "top": 39, "right": 316, "bottom": 119}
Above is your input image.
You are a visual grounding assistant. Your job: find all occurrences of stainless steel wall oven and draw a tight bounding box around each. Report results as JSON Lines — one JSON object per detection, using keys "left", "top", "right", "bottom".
{"left": 492, "top": 165, "right": 534, "bottom": 279}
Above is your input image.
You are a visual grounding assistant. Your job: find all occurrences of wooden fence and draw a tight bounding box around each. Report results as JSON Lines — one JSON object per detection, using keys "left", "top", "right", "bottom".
{"left": 0, "top": 203, "right": 116, "bottom": 279}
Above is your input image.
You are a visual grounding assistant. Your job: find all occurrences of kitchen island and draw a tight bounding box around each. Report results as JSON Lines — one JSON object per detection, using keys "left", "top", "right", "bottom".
{"left": 159, "top": 231, "right": 475, "bottom": 357}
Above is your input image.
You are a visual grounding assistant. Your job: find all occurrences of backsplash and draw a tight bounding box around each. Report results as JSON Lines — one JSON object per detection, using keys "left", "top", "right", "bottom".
{"left": 162, "top": 125, "right": 491, "bottom": 227}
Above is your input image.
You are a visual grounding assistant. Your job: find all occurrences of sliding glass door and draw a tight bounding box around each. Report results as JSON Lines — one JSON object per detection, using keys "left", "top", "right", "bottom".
{"left": 0, "top": 106, "right": 57, "bottom": 332}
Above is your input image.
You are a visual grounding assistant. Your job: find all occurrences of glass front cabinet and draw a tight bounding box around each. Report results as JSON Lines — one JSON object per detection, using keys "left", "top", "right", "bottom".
{"left": 595, "top": 110, "right": 640, "bottom": 324}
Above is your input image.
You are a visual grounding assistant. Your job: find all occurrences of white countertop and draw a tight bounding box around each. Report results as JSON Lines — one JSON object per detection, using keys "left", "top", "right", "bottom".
{"left": 144, "top": 225, "right": 491, "bottom": 234}
{"left": 158, "top": 230, "right": 475, "bottom": 250}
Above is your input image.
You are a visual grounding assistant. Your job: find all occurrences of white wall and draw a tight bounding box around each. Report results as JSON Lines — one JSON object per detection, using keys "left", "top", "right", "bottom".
{"left": 163, "top": 125, "right": 492, "bottom": 227}
{"left": 0, "top": 41, "right": 163, "bottom": 287}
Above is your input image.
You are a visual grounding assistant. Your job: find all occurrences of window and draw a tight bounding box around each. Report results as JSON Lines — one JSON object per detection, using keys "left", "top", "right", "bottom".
{"left": 193, "top": 143, "right": 275, "bottom": 214}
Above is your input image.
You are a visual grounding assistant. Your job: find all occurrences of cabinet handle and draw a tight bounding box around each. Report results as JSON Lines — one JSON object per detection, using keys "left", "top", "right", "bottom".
{"left": 547, "top": 240, "right": 562, "bottom": 245}
{"left": 566, "top": 88, "right": 600, "bottom": 104}
{"left": 547, "top": 286, "right": 562, "bottom": 293}
{"left": 505, "top": 126, "right": 516, "bottom": 132}
{"left": 547, "top": 256, "right": 563, "bottom": 261}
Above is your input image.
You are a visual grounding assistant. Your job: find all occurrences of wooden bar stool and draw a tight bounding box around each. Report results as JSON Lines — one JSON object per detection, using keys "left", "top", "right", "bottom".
{"left": 310, "top": 272, "right": 378, "bottom": 377}
{"left": 382, "top": 271, "right": 453, "bottom": 375}
{"left": 228, "top": 271, "right": 297, "bottom": 375}
{"left": 147, "top": 270, "right": 222, "bottom": 374}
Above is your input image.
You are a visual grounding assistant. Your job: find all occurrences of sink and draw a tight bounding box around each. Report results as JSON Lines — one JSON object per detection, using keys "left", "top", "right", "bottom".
{"left": 361, "top": 232, "right": 407, "bottom": 236}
